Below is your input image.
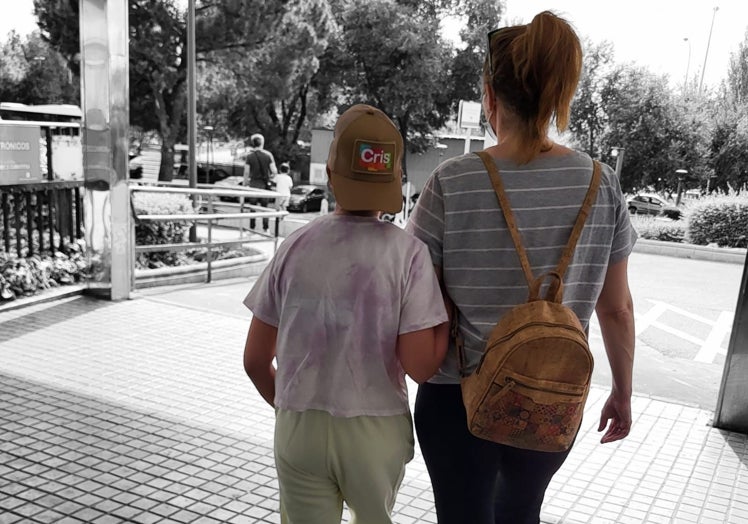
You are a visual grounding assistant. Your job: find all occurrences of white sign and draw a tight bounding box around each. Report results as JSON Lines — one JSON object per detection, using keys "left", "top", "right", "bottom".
{"left": 309, "top": 162, "right": 327, "bottom": 185}
{"left": 0, "top": 124, "right": 42, "bottom": 185}
{"left": 458, "top": 100, "right": 482, "bottom": 129}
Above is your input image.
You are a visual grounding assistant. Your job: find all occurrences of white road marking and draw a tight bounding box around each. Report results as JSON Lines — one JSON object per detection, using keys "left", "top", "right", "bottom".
{"left": 592, "top": 300, "right": 735, "bottom": 364}
{"left": 635, "top": 301, "right": 669, "bottom": 336}
{"left": 694, "top": 311, "right": 734, "bottom": 363}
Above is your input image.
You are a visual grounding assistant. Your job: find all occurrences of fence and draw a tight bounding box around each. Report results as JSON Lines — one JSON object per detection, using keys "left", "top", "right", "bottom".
{"left": 130, "top": 183, "right": 286, "bottom": 283}
{"left": 0, "top": 181, "right": 85, "bottom": 258}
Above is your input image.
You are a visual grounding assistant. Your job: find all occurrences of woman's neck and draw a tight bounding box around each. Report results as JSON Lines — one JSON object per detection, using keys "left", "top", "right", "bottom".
{"left": 489, "top": 135, "right": 564, "bottom": 163}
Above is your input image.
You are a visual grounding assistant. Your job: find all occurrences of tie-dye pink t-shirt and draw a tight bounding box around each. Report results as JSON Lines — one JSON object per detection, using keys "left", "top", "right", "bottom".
{"left": 244, "top": 213, "right": 448, "bottom": 417}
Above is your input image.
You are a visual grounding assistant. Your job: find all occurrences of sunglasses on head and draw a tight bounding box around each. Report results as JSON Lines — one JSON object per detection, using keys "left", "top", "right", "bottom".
{"left": 486, "top": 27, "right": 510, "bottom": 77}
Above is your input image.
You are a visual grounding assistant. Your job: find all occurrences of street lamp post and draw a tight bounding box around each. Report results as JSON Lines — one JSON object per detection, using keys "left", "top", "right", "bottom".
{"left": 675, "top": 168, "right": 688, "bottom": 206}
{"left": 683, "top": 37, "right": 691, "bottom": 95}
{"left": 611, "top": 147, "right": 625, "bottom": 178}
{"left": 203, "top": 125, "right": 214, "bottom": 166}
{"left": 699, "top": 6, "right": 719, "bottom": 93}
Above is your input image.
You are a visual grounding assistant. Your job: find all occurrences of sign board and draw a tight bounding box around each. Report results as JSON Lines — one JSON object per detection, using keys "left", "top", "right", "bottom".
{"left": 458, "top": 100, "right": 482, "bottom": 129}
{"left": 0, "top": 124, "right": 42, "bottom": 185}
{"left": 309, "top": 162, "right": 327, "bottom": 185}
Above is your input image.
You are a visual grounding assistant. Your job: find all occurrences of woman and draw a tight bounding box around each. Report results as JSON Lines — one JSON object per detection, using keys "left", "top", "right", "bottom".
{"left": 406, "top": 11, "right": 636, "bottom": 524}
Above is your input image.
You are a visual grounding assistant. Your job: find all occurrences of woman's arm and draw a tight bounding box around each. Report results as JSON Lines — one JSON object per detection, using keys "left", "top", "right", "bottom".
{"left": 243, "top": 316, "right": 278, "bottom": 407}
{"left": 595, "top": 257, "right": 635, "bottom": 444}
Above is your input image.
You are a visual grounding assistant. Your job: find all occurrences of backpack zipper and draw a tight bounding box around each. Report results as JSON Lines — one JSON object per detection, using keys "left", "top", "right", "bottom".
{"left": 503, "top": 376, "right": 585, "bottom": 398}
{"left": 476, "top": 323, "right": 587, "bottom": 374}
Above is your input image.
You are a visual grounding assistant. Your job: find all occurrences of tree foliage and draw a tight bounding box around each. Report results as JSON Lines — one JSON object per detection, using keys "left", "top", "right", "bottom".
{"left": 727, "top": 28, "right": 748, "bottom": 105}
{"left": 200, "top": 0, "right": 335, "bottom": 166}
{"left": 707, "top": 28, "right": 748, "bottom": 193}
{"left": 569, "top": 39, "right": 615, "bottom": 158}
{"left": 321, "top": 0, "right": 455, "bottom": 176}
{"left": 0, "top": 30, "right": 78, "bottom": 105}
{"left": 568, "top": 52, "right": 714, "bottom": 195}
{"left": 445, "top": 0, "right": 503, "bottom": 112}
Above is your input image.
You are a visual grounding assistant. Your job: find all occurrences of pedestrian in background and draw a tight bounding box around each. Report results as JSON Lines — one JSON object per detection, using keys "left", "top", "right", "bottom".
{"left": 273, "top": 162, "right": 294, "bottom": 211}
{"left": 243, "top": 104, "right": 449, "bottom": 524}
{"left": 406, "top": 11, "right": 637, "bottom": 524}
{"left": 244, "top": 133, "right": 277, "bottom": 232}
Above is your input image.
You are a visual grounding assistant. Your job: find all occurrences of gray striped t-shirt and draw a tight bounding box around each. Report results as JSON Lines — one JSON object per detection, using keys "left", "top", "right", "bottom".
{"left": 406, "top": 150, "right": 637, "bottom": 384}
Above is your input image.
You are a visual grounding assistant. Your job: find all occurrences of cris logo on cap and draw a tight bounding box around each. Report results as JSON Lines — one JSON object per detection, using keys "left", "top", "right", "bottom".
{"left": 356, "top": 141, "right": 394, "bottom": 173}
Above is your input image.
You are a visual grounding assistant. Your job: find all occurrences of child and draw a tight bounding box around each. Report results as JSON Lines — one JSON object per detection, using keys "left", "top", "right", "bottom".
{"left": 242, "top": 104, "right": 449, "bottom": 524}
{"left": 273, "top": 162, "right": 294, "bottom": 211}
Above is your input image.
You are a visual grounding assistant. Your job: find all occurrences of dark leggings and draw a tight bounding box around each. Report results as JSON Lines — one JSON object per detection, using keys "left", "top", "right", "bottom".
{"left": 414, "top": 382, "right": 572, "bottom": 524}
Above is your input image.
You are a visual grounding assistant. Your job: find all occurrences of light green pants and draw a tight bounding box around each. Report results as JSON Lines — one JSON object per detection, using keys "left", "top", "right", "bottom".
{"left": 274, "top": 408, "right": 415, "bottom": 524}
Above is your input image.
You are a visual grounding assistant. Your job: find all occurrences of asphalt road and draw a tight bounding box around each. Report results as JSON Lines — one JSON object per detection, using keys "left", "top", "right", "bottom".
{"left": 590, "top": 252, "right": 743, "bottom": 411}
{"left": 137, "top": 249, "right": 745, "bottom": 412}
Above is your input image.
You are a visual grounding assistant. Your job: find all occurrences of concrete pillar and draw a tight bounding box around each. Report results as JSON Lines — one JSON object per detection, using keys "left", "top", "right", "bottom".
{"left": 715, "top": 251, "right": 748, "bottom": 433}
{"left": 79, "top": 0, "right": 132, "bottom": 299}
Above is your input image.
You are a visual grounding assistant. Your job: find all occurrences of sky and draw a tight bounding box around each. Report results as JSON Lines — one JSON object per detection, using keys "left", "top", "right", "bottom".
{"left": 499, "top": 0, "right": 748, "bottom": 90}
{"left": 1, "top": 0, "right": 747, "bottom": 90}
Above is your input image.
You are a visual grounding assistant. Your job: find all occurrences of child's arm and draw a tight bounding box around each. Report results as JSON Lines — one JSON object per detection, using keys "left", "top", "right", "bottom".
{"left": 397, "top": 320, "right": 449, "bottom": 384}
{"left": 243, "top": 316, "right": 278, "bottom": 407}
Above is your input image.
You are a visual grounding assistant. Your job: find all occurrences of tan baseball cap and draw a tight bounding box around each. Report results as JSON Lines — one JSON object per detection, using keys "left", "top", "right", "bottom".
{"left": 327, "top": 104, "right": 404, "bottom": 213}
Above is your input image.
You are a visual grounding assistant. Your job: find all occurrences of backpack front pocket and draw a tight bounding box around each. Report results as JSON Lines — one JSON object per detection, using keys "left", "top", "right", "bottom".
{"left": 466, "top": 370, "right": 588, "bottom": 452}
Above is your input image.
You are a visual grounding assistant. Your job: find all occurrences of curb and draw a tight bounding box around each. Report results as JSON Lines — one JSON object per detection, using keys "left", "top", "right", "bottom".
{"left": 0, "top": 284, "right": 87, "bottom": 314}
{"left": 133, "top": 253, "right": 270, "bottom": 289}
{"left": 633, "top": 238, "right": 747, "bottom": 265}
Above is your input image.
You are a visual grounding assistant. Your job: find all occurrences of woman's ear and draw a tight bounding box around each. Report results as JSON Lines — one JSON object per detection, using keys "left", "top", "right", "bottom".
{"left": 483, "top": 83, "right": 496, "bottom": 112}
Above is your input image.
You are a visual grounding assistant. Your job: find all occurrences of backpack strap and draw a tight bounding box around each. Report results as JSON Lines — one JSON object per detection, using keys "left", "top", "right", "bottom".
{"left": 476, "top": 151, "right": 602, "bottom": 299}
{"left": 556, "top": 160, "right": 602, "bottom": 277}
{"left": 477, "top": 151, "right": 534, "bottom": 287}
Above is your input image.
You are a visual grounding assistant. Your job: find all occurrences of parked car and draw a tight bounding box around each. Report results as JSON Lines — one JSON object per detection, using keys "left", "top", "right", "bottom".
{"left": 173, "top": 164, "right": 236, "bottom": 185}
{"left": 287, "top": 185, "right": 329, "bottom": 212}
{"left": 627, "top": 193, "right": 682, "bottom": 220}
{"left": 213, "top": 176, "right": 277, "bottom": 204}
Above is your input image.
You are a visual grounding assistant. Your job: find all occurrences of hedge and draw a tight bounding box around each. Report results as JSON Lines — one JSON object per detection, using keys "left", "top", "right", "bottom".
{"left": 629, "top": 215, "right": 687, "bottom": 243}
{"left": 132, "top": 192, "right": 193, "bottom": 268}
{"left": 686, "top": 195, "right": 748, "bottom": 248}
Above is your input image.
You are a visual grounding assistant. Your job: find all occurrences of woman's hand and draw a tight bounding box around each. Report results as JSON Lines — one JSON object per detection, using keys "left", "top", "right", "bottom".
{"left": 598, "top": 391, "right": 632, "bottom": 444}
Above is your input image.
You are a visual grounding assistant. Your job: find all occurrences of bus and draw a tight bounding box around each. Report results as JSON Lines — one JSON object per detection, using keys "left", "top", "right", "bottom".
{"left": 0, "top": 103, "right": 83, "bottom": 184}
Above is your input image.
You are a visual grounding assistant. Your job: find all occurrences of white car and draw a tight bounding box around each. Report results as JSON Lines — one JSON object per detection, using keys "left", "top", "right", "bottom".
{"left": 626, "top": 193, "right": 682, "bottom": 219}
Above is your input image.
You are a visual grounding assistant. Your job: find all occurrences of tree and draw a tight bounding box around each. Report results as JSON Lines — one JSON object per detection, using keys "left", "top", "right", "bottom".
{"left": 34, "top": 0, "right": 330, "bottom": 180}
{"left": 569, "top": 39, "right": 616, "bottom": 158}
{"left": 323, "top": 0, "right": 454, "bottom": 176}
{"left": 34, "top": 0, "right": 190, "bottom": 180}
{"left": 708, "top": 104, "right": 748, "bottom": 193}
{"left": 0, "top": 30, "right": 78, "bottom": 105}
{"left": 600, "top": 65, "right": 709, "bottom": 194}
{"left": 201, "top": 0, "right": 336, "bottom": 166}
{"left": 706, "top": 27, "right": 748, "bottom": 193}
{"left": 727, "top": 28, "right": 748, "bottom": 105}
{"left": 445, "top": 0, "right": 503, "bottom": 113}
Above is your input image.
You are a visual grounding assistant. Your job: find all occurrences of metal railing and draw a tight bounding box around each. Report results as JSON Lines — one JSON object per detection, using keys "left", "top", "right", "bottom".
{"left": 1, "top": 181, "right": 85, "bottom": 257}
{"left": 129, "top": 183, "right": 286, "bottom": 283}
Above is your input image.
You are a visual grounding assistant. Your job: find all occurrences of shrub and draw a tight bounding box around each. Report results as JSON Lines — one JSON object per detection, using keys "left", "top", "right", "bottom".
{"left": 0, "top": 240, "right": 89, "bottom": 302}
{"left": 630, "top": 215, "right": 687, "bottom": 243}
{"left": 686, "top": 194, "right": 748, "bottom": 248}
{"left": 132, "top": 192, "right": 193, "bottom": 268}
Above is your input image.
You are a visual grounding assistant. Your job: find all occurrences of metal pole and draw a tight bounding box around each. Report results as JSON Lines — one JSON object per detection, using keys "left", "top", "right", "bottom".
{"left": 463, "top": 127, "right": 471, "bottom": 155}
{"left": 683, "top": 37, "right": 691, "bottom": 95}
{"left": 699, "top": 7, "right": 719, "bottom": 93}
{"left": 715, "top": 250, "right": 748, "bottom": 432}
{"left": 614, "top": 148, "right": 625, "bottom": 178}
{"left": 187, "top": 0, "right": 198, "bottom": 242}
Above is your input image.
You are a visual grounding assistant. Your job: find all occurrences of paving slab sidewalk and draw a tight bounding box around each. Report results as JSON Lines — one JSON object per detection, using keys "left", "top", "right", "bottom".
{"left": 1, "top": 289, "right": 748, "bottom": 523}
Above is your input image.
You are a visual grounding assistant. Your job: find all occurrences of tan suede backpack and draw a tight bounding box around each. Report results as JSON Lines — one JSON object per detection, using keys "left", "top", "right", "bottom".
{"left": 457, "top": 151, "right": 602, "bottom": 452}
